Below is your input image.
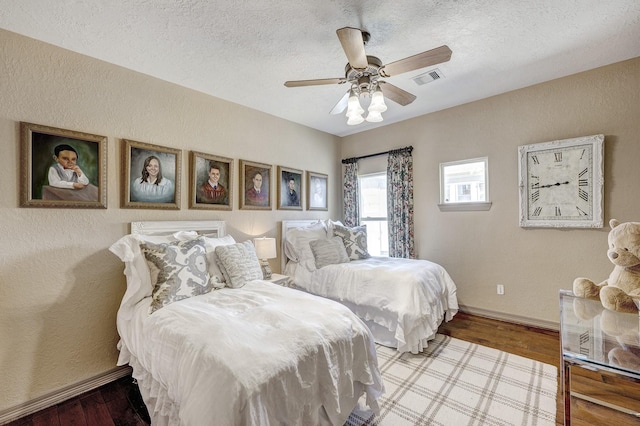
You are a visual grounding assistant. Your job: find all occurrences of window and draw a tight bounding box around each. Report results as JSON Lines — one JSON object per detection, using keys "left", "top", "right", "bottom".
{"left": 439, "top": 157, "right": 491, "bottom": 211}
{"left": 359, "top": 173, "right": 388, "bottom": 256}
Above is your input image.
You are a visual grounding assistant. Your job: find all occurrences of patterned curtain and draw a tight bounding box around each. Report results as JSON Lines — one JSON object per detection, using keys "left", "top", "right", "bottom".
{"left": 387, "top": 149, "right": 415, "bottom": 258}
{"left": 343, "top": 160, "right": 359, "bottom": 227}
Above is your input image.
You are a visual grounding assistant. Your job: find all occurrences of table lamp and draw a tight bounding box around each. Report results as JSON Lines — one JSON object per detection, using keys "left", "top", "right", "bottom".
{"left": 254, "top": 237, "right": 276, "bottom": 280}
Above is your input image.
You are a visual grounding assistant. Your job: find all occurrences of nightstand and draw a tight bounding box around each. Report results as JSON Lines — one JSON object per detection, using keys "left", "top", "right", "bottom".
{"left": 560, "top": 290, "right": 640, "bottom": 425}
{"left": 267, "top": 273, "right": 294, "bottom": 287}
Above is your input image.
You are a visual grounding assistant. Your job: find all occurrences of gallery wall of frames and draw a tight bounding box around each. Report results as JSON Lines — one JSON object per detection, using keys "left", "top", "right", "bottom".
{"left": 20, "top": 121, "right": 329, "bottom": 212}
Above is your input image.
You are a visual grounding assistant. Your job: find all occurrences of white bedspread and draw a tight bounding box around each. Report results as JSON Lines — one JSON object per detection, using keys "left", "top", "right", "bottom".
{"left": 117, "top": 281, "right": 383, "bottom": 425}
{"left": 286, "top": 256, "right": 459, "bottom": 354}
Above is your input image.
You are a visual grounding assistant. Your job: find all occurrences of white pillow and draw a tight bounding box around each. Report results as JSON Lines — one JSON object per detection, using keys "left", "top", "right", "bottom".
{"left": 214, "top": 241, "right": 263, "bottom": 288}
{"left": 309, "top": 236, "right": 350, "bottom": 269}
{"left": 202, "top": 234, "right": 237, "bottom": 288}
{"left": 141, "top": 237, "right": 213, "bottom": 314}
{"left": 284, "top": 221, "right": 328, "bottom": 272}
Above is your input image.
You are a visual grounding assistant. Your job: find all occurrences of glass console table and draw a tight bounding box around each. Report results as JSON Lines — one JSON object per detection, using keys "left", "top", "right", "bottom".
{"left": 560, "top": 290, "right": 640, "bottom": 425}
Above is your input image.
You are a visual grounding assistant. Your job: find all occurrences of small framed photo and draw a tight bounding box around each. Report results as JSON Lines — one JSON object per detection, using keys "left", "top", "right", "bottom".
{"left": 122, "top": 139, "right": 181, "bottom": 209}
{"left": 277, "top": 166, "right": 303, "bottom": 210}
{"left": 189, "top": 151, "right": 233, "bottom": 210}
{"left": 239, "top": 159, "right": 272, "bottom": 210}
{"left": 307, "top": 171, "right": 328, "bottom": 211}
{"left": 20, "top": 122, "right": 107, "bottom": 209}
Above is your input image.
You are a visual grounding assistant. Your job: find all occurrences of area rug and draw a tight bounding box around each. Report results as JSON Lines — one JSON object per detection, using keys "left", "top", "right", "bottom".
{"left": 347, "top": 334, "right": 557, "bottom": 426}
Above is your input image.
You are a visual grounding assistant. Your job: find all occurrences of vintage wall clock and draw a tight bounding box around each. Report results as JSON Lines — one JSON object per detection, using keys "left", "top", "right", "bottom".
{"left": 518, "top": 134, "right": 604, "bottom": 228}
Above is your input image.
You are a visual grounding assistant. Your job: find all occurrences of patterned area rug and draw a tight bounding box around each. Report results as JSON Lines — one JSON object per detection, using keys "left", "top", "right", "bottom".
{"left": 347, "top": 334, "right": 557, "bottom": 426}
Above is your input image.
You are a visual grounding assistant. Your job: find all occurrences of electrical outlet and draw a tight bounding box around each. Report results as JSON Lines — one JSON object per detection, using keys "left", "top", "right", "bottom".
{"left": 497, "top": 284, "right": 505, "bottom": 295}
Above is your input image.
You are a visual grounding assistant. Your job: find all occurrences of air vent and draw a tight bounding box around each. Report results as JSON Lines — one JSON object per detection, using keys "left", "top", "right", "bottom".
{"left": 412, "top": 68, "right": 444, "bottom": 86}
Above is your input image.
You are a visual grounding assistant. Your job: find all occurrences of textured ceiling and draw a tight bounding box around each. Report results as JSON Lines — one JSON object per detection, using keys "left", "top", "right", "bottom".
{"left": 1, "top": 1, "right": 639, "bottom": 137}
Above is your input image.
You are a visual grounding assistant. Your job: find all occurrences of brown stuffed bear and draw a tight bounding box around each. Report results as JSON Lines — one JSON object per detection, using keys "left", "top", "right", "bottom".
{"left": 573, "top": 219, "right": 640, "bottom": 313}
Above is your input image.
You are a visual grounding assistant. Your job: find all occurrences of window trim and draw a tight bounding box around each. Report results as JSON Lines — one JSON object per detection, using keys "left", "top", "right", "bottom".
{"left": 438, "top": 156, "right": 492, "bottom": 212}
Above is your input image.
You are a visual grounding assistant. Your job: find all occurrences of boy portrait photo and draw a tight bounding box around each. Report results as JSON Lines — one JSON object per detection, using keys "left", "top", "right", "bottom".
{"left": 190, "top": 151, "right": 233, "bottom": 210}
{"left": 20, "top": 122, "right": 107, "bottom": 209}
{"left": 277, "top": 166, "right": 303, "bottom": 210}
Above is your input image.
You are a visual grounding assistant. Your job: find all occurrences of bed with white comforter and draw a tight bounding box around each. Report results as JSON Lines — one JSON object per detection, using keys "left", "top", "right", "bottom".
{"left": 110, "top": 220, "right": 383, "bottom": 426}
{"left": 282, "top": 220, "right": 459, "bottom": 354}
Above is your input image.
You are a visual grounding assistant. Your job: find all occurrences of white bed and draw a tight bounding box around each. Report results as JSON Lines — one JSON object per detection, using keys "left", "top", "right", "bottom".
{"left": 281, "top": 219, "right": 459, "bottom": 354}
{"left": 110, "top": 220, "right": 383, "bottom": 426}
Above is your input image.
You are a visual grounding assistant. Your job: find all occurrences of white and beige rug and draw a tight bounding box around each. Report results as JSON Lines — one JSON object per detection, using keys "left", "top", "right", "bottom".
{"left": 347, "top": 334, "right": 558, "bottom": 426}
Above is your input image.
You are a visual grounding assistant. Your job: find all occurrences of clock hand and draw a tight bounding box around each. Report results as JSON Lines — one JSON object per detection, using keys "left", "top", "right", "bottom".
{"left": 539, "top": 181, "right": 570, "bottom": 189}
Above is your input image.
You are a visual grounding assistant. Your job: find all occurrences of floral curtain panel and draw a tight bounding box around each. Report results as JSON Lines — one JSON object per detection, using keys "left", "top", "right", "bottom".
{"left": 343, "top": 161, "right": 359, "bottom": 227}
{"left": 387, "top": 149, "right": 415, "bottom": 258}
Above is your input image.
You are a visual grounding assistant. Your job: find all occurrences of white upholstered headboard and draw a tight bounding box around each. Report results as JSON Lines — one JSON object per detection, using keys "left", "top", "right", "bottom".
{"left": 281, "top": 220, "right": 320, "bottom": 272}
{"left": 131, "top": 220, "right": 227, "bottom": 238}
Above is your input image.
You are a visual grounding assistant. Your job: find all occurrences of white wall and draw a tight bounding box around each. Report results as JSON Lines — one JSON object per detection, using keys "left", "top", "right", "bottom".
{"left": 0, "top": 30, "right": 341, "bottom": 412}
{"left": 341, "top": 56, "right": 640, "bottom": 327}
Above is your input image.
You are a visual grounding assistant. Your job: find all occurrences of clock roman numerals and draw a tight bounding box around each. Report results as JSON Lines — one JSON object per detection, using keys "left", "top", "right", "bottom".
{"left": 576, "top": 206, "right": 588, "bottom": 216}
{"left": 555, "top": 206, "right": 561, "bottom": 216}
{"left": 578, "top": 188, "right": 589, "bottom": 202}
{"left": 530, "top": 190, "right": 540, "bottom": 203}
{"left": 554, "top": 152, "right": 562, "bottom": 162}
{"left": 532, "top": 207, "right": 542, "bottom": 216}
{"left": 531, "top": 155, "right": 539, "bottom": 165}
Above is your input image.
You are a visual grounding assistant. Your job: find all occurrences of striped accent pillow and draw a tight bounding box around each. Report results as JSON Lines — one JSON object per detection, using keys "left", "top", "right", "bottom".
{"left": 214, "top": 241, "right": 263, "bottom": 288}
{"left": 309, "top": 236, "right": 350, "bottom": 269}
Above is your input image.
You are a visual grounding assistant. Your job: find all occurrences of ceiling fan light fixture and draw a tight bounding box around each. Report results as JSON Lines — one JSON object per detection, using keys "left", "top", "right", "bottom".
{"left": 368, "top": 86, "right": 387, "bottom": 113}
{"left": 346, "top": 113, "right": 365, "bottom": 125}
{"left": 365, "top": 110, "right": 383, "bottom": 123}
{"left": 347, "top": 89, "right": 364, "bottom": 116}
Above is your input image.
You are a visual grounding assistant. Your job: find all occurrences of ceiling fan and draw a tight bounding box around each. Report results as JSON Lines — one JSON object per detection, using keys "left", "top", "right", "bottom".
{"left": 284, "top": 27, "right": 452, "bottom": 124}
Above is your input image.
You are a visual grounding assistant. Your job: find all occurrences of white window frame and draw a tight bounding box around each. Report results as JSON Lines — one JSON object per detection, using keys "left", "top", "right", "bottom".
{"left": 358, "top": 172, "right": 389, "bottom": 256}
{"left": 438, "top": 156, "right": 492, "bottom": 211}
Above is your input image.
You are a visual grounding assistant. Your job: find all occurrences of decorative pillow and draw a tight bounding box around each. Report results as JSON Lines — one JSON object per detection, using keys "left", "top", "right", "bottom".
{"left": 323, "top": 219, "right": 344, "bottom": 236}
{"left": 333, "top": 224, "right": 370, "bottom": 260}
{"left": 214, "top": 241, "right": 263, "bottom": 288}
{"left": 309, "top": 236, "right": 350, "bottom": 269}
{"left": 141, "top": 237, "right": 213, "bottom": 314}
{"left": 284, "top": 221, "right": 328, "bottom": 271}
{"left": 202, "top": 234, "right": 237, "bottom": 288}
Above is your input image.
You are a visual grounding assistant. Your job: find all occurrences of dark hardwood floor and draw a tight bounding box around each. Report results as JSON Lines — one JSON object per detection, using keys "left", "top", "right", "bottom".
{"left": 6, "top": 312, "right": 564, "bottom": 426}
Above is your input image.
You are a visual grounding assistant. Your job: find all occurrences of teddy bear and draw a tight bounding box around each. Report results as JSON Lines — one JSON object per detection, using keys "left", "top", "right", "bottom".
{"left": 573, "top": 219, "right": 640, "bottom": 314}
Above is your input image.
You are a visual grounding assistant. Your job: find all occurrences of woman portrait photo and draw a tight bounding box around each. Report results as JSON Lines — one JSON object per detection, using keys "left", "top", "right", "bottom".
{"left": 307, "top": 171, "right": 328, "bottom": 211}
{"left": 122, "top": 139, "right": 181, "bottom": 210}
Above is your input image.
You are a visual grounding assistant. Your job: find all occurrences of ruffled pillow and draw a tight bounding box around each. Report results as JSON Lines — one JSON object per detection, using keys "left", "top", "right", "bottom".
{"left": 214, "top": 241, "right": 263, "bottom": 288}
{"left": 141, "top": 237, "right": 213, "bottom": 313}
{"left": 309, "top": 236, "right": 350, "bottom": 269}
{"left": 284, "top": 221, "right": 327, "bottom": 271}
{"left": 332, "top": 224, "right": 370, "bottom": 260}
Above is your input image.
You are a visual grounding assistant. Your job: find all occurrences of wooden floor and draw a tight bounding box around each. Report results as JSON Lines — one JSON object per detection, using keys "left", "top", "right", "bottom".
{"left": 6, "top": 312, "right": 564, "bottom": 426}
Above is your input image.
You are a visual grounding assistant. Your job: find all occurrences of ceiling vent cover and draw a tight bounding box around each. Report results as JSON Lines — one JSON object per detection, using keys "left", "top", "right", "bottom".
{"left": 412, "top": 68, "right": 444, "bottom": 86}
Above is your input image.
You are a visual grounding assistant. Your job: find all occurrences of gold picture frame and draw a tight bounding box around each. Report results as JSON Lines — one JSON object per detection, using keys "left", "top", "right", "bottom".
{"left": 307, "top": 171, "right": 328, "bottom": 211}
{"left": 277, "top": 166, "right": 303, "bottom": 210}
{"left": 189, "top": 151, "right": 233, "bottom": 210}
{"left": 239, "top": 159, "right": 272, "bottom": 210}
{"left": 20, "top": 122, "right": 107, "bottom": 209}
{"left": 122, "top": 139, "right": 181, "bottom": 210}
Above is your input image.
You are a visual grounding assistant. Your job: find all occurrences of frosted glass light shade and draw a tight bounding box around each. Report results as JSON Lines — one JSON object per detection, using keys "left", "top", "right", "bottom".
{"left": 347, "top": 113, "right": 365, "bottom": 125}
{"left": 346, "top": 92, "right": 364, "bottom": 116}
{"left": 365, "top": 110, "right": 383, "bottom": 122}
{"left": 368, "top": 88, "right": 387, "bottom": 113}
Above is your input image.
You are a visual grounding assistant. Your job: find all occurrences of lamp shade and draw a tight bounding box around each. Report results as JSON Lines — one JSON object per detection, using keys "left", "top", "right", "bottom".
{"left": 368, "top": 87, "right": 387, "bottom": 113}
{"left": 254, "top": 237, "right": 276, "bottom": 259}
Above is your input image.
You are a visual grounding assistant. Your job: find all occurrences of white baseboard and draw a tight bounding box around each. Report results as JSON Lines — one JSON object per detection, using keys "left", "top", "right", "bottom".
{"left": 458, "top": 304, "right": 559, "bottom": 331}
{"left": 0, "top": 365, "right": 132, "bottom": 424}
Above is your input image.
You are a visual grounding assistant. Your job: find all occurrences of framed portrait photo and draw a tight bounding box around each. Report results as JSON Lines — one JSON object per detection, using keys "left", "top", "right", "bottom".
{"left": 239, "top": 159, "right": 272, "bottom": 210}
{"left": 277, "top": 166, "right": 303, "bottom": 210}
{"left": 307, "top": 171, "right": 328, "bottom": 211}
{"left": 122, "top": 139, "right": 181, "bottom": 210}
{"left": 189, "top": 151, "right": 233, "bottom": 210}
{"left": 20, "top": 122, "right": 107, "bottom": 209}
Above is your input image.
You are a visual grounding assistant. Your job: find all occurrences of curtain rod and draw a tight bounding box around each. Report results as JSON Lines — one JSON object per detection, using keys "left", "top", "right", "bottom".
{"left": 341, "top": 146, "right": 413, "bottom": 164}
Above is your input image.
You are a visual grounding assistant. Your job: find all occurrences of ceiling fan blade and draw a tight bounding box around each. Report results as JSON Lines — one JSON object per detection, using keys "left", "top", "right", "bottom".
{"left": 336, "top": 27, "right": 368, "bottom": 69}
{"left": 329, "top": 91, "right": 350, "bottom": 115}
{"left": 381, "top": 45, "right": 452, "bottom": 77}
{"left": 284, "top": 77, "right": 345, "bottom": 87}
{"left": 378, "top": 81, "right": 417, "bottom": 106}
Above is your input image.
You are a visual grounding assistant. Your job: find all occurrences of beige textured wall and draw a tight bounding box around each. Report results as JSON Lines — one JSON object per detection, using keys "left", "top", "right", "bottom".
{"left": 0, "top": 30, "right": 341, "bottom": 412}
{"left": 342, "top": 56, "right": 640, "bottom": 326}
